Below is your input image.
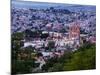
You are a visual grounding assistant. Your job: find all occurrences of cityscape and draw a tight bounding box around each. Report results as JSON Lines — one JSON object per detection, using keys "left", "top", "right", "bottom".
{"left": 11, "top": 0, "right": 96, "bottom": 74}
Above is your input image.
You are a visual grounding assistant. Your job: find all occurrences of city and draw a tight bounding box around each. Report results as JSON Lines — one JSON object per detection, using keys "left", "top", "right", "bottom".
{"left": 11, "top": 0, "right": 96, "bottom": 74}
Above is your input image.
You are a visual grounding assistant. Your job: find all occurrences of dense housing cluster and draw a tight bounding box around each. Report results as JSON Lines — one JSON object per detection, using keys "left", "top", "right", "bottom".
{"left": 11, "top": 3, "right": 96, "bottom": 74}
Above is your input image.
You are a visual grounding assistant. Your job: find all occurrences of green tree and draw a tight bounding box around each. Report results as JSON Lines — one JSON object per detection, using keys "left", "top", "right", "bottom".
{"left": 63, "top": 43, "right": 96, "bottom": 71}
{"left": 47, "top": 41, "right": 55, "bottom": 51}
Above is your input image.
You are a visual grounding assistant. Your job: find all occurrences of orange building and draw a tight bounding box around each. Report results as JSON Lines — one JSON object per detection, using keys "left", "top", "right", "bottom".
{"left": 69, "top": 22, "right": 80, "bottom": 40}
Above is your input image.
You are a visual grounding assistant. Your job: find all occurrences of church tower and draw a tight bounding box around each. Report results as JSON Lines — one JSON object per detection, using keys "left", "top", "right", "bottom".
{"left": 69, "top": 22, "right": 80, "bottom": 40}
{"left": 69, "top": 21, "right": 80, "bottom": 46}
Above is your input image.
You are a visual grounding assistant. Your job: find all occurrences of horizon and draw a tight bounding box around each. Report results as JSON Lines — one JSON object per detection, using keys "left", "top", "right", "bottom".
{"left": 12, "top": 0, "right": 96, "bottom": 11}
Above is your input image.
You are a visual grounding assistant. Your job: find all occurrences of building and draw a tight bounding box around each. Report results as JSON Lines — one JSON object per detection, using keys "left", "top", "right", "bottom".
{"left": 69, "top": 22, "right": 80, "bottom": 40}
{"left": 68, "top": 21, "right": 80, "bottom": 47}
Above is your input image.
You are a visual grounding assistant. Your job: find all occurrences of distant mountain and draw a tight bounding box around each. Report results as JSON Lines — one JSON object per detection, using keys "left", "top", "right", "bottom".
{"left": 66, "top": 5, "right": 96, "bottom": 12}
{"left": 12, "top": 0, "right": 96, "bottom": 12}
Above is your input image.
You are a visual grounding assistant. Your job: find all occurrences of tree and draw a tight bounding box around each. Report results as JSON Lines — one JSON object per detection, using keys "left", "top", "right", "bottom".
{"left": 12, "top": 60, "right": 36, "bottom": 74}
{"left": 43, "top": 43, "right": 96, "bottom": 72}
{"left": 63, "top": 43, "right": 96, "bottom": 71}
{"left": 47, "top": 41, "right": 55, "bottom": 51}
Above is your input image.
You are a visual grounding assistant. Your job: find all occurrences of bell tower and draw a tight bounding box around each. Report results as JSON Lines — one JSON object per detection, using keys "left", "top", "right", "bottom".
{"left": 69, "top": 22, "right": 80, "bottom": 40}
